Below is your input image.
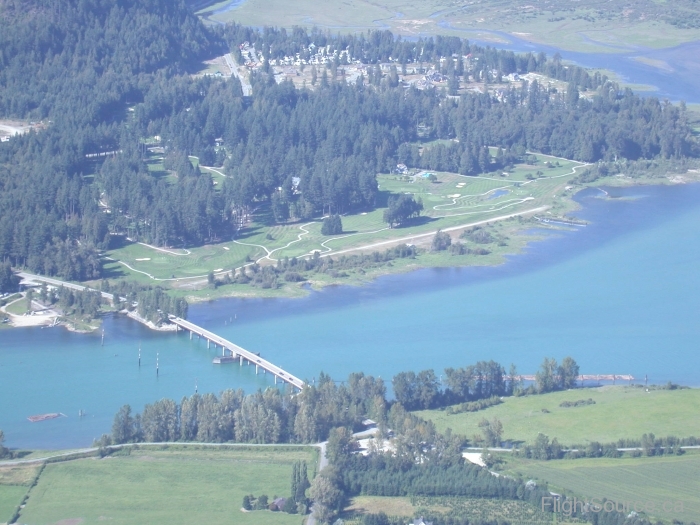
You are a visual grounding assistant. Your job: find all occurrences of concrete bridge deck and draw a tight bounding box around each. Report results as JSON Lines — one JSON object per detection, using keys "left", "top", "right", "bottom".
{"left": 169, "top": 316, "right": 305, "bottom": 391}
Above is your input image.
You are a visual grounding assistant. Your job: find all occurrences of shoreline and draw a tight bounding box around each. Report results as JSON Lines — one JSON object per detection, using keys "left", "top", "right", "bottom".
{"left": 175, "top": 172, "right": 700, "bottom": 305}
{"left": 4, "top": 173, "right": 700, "bottom": 328}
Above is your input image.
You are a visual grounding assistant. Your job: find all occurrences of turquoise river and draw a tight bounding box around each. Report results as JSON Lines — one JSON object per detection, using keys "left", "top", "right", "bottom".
{"left": 1, "top": 184, "right": 700, "bottom": 449}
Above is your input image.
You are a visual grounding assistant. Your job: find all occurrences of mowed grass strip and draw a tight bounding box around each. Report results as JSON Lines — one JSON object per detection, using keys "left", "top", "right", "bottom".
{"left": 510, "top": 454, "right": 700, "bottom": 523}
{"left": 416, "top": 386, "right": 700, "bottom": 445}
{"left": 18, "top": 447, "right": 315, "bottom": 525}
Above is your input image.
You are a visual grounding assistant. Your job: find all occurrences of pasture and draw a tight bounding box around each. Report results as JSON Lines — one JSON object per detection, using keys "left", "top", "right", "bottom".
{"left": 16, "top": 446, "right": 315, "bottom": 525}
{"left": 415, "top": 386, "right": 700, "bottom": 445}
{"left": 0, "top": 463, "right": 40, "bottom": 523}
{"left": 508, "top": 454, "right": 700, "bottom": 523}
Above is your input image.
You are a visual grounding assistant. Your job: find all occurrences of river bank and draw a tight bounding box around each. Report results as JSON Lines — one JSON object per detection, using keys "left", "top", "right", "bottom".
{"left": 167, "top": 169, "right": 700, "bottom": 305}
{"left": 3, "top": 180, "right": 700, "bottom": 449}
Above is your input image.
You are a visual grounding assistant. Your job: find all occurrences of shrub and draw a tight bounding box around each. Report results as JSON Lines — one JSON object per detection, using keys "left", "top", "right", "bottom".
{"left": 431, "top": 230, "right": 451, "bottom": 251}
{"left": 321, "top": 215, "right": 343, "bottom": 235}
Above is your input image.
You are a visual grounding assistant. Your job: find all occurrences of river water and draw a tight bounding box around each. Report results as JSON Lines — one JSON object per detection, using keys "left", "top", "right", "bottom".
{"left": 2, "top": 183, "right": 700, "bottom": 449}
{"left": 454, "top": 29, "right": 700, "bottom": 103}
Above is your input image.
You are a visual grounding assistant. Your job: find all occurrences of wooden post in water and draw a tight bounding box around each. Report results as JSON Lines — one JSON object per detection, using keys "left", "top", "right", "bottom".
{"left": 157, "top": 352, "right": 159, "bottom": 377}
{"left": 207, "top": 339, "right": 210, "bottom": 349}
{"left": 255, "top": 364, "right": 258, "bottom": 374}
{"left": 138, "top": 346, "right": 141, "bottom": 368}
{"left": 101, "top": 329, "right": 104, "bottom": 346}
{"left": 190, "top": 330, "right": 192, "bottom": 340}
{"left": 239, "top": 355, "right": 243, "bottom": 366}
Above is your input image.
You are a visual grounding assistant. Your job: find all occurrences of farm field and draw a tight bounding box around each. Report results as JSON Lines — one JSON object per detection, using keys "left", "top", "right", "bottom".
{"left": 16, "top": 446, "right": 316, "bottom": 525}
{"left": 0, "top": 463, "right": 40, "bottom": 523}
{"left": 415, "top": 386, "right": 700, "bottom": 445}
{"left": 200, "top": 0, "right": 700, "bottom": 52}
{"left": 103, "top": 152, "right": 586, "bottom": 292}
{"left": 0, "top": 485, "right": 27, "bottom": 523}
{"left": 507, "top": 454, "right": 700, "bottom": 523}
{"left": 342, "top": 495, "right": 577, "bottom": 524}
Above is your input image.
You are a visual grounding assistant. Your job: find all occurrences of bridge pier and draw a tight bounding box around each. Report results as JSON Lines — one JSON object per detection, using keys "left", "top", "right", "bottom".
{"left": 168, "top": 317, "right": 304, "bottom": 391}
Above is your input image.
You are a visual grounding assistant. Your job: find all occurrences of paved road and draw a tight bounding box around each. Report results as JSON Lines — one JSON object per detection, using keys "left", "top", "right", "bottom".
{"left": 318, "top": 205, "right": 548, "bottom": 259}
{"left": 16, "top": 271, "right": 116, "bottom": 302}
{"left": 464, "top": 445, "right": 700, "bottom": 453}
{"left": 225, "top": 53, "right": 252, "bottom": 96}
{"left": 307, "top": 427, "right": 377, "bottom": 525}
{"left": 0, "top": 441, "right": 318, "bottom": 467}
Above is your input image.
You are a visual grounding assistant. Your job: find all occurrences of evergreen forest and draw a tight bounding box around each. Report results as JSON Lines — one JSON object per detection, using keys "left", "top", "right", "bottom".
{"left": 0, "top": 0, "right": 696, "bottom": 292}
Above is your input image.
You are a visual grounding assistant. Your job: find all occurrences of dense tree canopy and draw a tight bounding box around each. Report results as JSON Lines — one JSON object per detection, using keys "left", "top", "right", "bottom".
{"left": 0, "top": 3, "right": 695, "bottom": 282}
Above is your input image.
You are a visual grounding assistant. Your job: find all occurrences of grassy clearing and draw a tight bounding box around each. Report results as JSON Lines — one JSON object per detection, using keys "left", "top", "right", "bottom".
{"left": 415, "top": 386, "right": 700, "bottom": 445}
{"left": 3, "top": 298, "right": 28, "bottom": 316}
{"left": 506, "top": 454, "right": 700, "bottom": 523}
{"left": 18, "top": 446, "right": 315, "bottom": 525}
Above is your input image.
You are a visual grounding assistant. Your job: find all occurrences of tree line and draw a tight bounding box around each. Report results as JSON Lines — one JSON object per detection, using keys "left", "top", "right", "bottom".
{"left": 209, "top": 244, "right": 418, "bottom": 291}
{"left": 103, "top": 355, "right": 580, "bottom": 447}
{"left": 103, "top": 372, "right": 387, "bottom": 446}
{"left": 392, "top": 356, "right": 580, "bottom": 411}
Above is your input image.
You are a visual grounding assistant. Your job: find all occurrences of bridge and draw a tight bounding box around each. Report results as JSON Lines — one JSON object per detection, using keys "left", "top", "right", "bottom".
{"left": 168, "top": 316, "right": 305, "bottom": 391}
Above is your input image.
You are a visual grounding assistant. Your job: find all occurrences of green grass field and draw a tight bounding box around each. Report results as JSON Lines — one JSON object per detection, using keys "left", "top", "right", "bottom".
{"left": 17, "top": 446, "right": 315, "bottom": 525}
{"left": 3, "top": 298, "right": 28, "bottom": 316}
{"left": 103, "top": 152, "right": 584, "bottom": 294}
{"left": 416, "top": 386, "right": 700, "bottom": 445}
{"left": 507, "top": 454, "right": 700, "bottom": 523}
{"left": 0, "top": 463, "right": 40, "bottom": 523}
{"left": 0, "top": 485, "right": 27, "bottom": 522}
{"left": 201, "top": 0, "right": 700, "bottom": 52}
